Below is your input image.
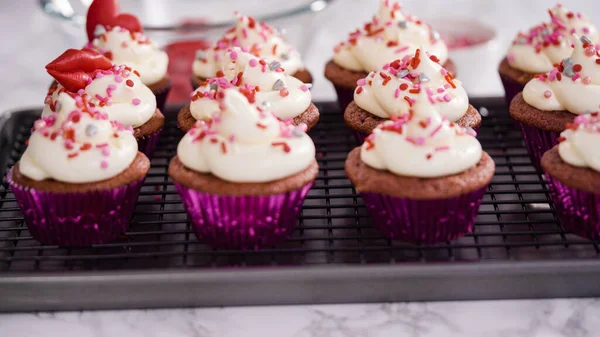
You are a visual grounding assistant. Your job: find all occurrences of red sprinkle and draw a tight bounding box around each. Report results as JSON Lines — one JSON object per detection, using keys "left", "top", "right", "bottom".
{"left": 279, "top": 88, "right": 290, "bottom": 97}
{"left": 80, "top": 143, "right": 92, "bottom": 151}
{"left": 399, "top": 83, "right": 409, "bottom": 91}
{"left": 573, "top": 64, "right": 582, "bottom": 72}
{"left": 426, "top": 153, "right": 432, "bottom": 160}
{"left": 216, "top": 70, "right": 225, "bottom": 77}
{"left": 272, "top": 142, "right": 291, "bottom": 153}
{"left": 68, "top": 152, "right": 79, "bottom": 159}
{"left": 126, "top": 79, "right": 134, "bottom": 87}
{"left": 356, "top": 87, "right": 363, "bottom": 94}
{"left": 221, "top": 142, "right": 227, "bottom": 153}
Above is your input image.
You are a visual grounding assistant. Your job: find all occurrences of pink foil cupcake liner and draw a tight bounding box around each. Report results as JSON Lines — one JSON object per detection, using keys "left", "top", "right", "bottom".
{"left": 360, "top": 186, "right": 487, "bottom": 244}
{"left": 7, "top": 169, "right": 145, "bottom": 247}
{"left": 545, "top": 175, "right": 600, "bottom": 240}
{"left": 136, "top": 129, "right": 162, "bottom": 159}
{"left": 334, "top": 85, "right": 355, "bottom": 112}
{"left": 517, "top": 122, "right": 559, "bottom": 171}
{"left": 174, "top": 182, "right": 314, "bottom": 249}
{"left": 500, "top": 74, "right": 525, "bottom": 106}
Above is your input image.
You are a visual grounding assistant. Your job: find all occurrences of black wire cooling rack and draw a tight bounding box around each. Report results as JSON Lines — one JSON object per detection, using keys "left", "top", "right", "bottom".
{"left": 0, "top": 99, "right": 599, "bottom": 312}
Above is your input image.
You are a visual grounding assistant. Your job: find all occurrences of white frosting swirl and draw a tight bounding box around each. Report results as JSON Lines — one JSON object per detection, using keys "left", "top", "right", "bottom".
{"left": 190, "top": 48, "right": 311, "bottom": 121}
{"left": 558, "top": 112, "right": 600, "bottom": 173}
{"left": 178, "top": 89, "right": 315, "bottom": 183}
{"left": 333, "top": 0, "right": 448, "bottom": 73}
{"left": 44, "top": 65, "right": 156, "bottom": 128}
{"left": 90, "top": 26, "right": 169, "bottom": 86}
{"left": 507, "top": 4, "right": 599, "bottom": 74}
{"left": 193, "top": 14, "right": 305, "bottom": 78}
{"left": 20, "top": 93, "right": 138, "bottom": 183}
{"left": 361, "top": 96, "right": 481, "bottom": 178}
{"left": 354, "top": 49, "right": 468, "bottom": 122}
{"left": 523, "top": 35, "right": 600, "bottom": 115}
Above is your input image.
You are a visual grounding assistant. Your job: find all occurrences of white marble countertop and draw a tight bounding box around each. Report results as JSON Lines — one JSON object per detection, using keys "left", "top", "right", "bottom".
{"left": 2, "top": 1, "right": 600, "bottom": 336}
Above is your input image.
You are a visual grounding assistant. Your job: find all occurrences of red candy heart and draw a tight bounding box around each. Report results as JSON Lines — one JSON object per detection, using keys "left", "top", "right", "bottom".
{"left": 46, "top": 49, "right": 113, "bottom": 92}
{"left": 85, "top": 0, "right": 143, "bottom": 42}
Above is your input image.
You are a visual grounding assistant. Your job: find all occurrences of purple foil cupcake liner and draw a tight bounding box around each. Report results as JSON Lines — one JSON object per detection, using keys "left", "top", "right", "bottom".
{"left": 7, "top": 169, "right": 145, "bottom": 247}
{"left": 153, "top": 85, "right": 171, "bottom": 113}
{"left": 334, "top": 85, "right": 355, "bottom": 112}
{"left": 174, "top": 182, "right": 314, "bottom": 249}
{"left": 545, "top": 175, "right": 600, "bottom": 240}
{"left": 500, "top": 74, "right": 525, "bottom": 106}
{"left": 517, "top": 122, "right": 559, "bottom": 171}
{"left": 136, "top": 129, "right": 162, "bottom": 159}
{"left": 360, "top": 186, "right": 487, "bottom": 244}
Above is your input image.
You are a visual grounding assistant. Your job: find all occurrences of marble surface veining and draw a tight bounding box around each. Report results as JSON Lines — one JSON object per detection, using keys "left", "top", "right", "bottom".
{"left": 2, "top": 299, "right": 600, "bottom": 337}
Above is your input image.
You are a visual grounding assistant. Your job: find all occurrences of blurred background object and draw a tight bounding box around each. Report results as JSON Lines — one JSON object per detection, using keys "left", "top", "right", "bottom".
{"left": 1, "top": 0, "right": 599, "bottom": 112}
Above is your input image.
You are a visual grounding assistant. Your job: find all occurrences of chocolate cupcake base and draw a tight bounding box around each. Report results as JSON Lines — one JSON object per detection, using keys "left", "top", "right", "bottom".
{"left": 324, "top": 59, "right": 457, "bottom": 112}
{"left": 344, "top": 101, "right": 482, "bottom": 144}
{"left": 177, "top": 103, "right": 320, "bottom": 133}
{"left": 542, "top": 147, "right": 600, "bottom": 240}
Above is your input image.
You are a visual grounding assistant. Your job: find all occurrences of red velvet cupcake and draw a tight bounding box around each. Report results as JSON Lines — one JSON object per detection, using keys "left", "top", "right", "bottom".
{"left": 170, "top": 89, "right": 317, "bottom": 250}
{"left": 324, "top": 0, "right": 455, "bottom": 111}
{"left": 344, "top": 49, "right": 481, "bottom": 144}
{"left": 179, "top": 48, "right": 319, "bottom": 133}
{"left": 191, "top": 13, "right": 312, "bottom": 88}
{"left": 8, "top": 93, "right": 148, "bottom": 247}
{"left": 84, "top": 0, "right": 171, "bottom": 111}
{"left": 44, "top": 49, "right": 164, "bottom": 158}
{"left": 499, "top": 4, "right": 599, "bottom": 104}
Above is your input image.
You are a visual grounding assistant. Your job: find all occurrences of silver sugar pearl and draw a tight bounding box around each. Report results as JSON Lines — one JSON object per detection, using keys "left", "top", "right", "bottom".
{"left": 419, "top": 72, "right": 430, "bottom": 83}
{"left": 584, "top": 110, "right": 592, "bottom": 115}
{"left": 94, "top": 25, "right": 107, "bottom": 37}
{"left": 269, "top": 61, "right": 281, "bottom": 71}
{"left": 581, "top": 36, "right": 592, "bottom": 44}
{"left": 292, "top": 129, "right": 304, "bottom": 137}
{"left": 479, "top": 107, "right": 489, "bottom": 117}
{"left": 261, "top": 101, "right": 271, "bottom": 110}
{"left": 397, "top": 69, "right": 409, "bottom": 78}
{"left": 273, "top": 79, "right": 285, "bottom": 90}
{"left": 195, "top": 50, "right": 206, "bottom": 60}
{"left": 397, "top": 20, "right": 408, "bottom": 29}
{"left": 431, "top": 31, "right": 440, "bottom": 41}
{"left": 85, "top": 124, "right": 98, "bottom": 137}
{"left": 563, "top": 57, "right": 573, "bottom": 66}
{"left": 210, "top": 82, "right": 219, "bottom": 91}
{"left": 515, "top": 37, "right": 527, "bottom": 45}
{"left": 564, "top": 68, "right": 575, "bottom": 78}
{"left": 281, "top": 53, "right": 290, "bottom": 61}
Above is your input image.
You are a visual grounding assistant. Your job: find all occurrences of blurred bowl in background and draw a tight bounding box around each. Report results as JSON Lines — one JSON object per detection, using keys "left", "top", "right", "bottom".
{"left": 38, "top": 0, "right": 336, "bottom": 102}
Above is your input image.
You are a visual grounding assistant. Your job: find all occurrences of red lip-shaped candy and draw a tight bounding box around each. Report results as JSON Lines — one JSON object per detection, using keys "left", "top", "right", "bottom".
{"left": 46, "top": 49, "right": 113, "bottom": 92}
{"left": 85, "top": 0, "right": 143, "bottom": 42}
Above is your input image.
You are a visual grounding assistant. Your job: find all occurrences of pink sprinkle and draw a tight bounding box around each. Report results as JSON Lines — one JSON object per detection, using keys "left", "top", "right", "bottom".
{"left": 230, "top": 51, "right": 238, "bottom": 60}
{"left": 572, "top": 73, "right": 581, "bottom": 81}
{"left": 100, "top": 160, "right": 109, "bottom": 169}
{"left": 443, "top": 94, "right": 452, "bottom": 102}
{"left": 583, "top": 76, "right": 592, "bottom": 85}
{"left": 583, "top": 27, "right": 590, "bottom": 34}
{"left": 395, "top": 46, "right": 410, "bottom": 54}
{"left": 77, "top": 89, "right": 85, "bottom": 96}
{"left": 394, "top": 88, "right": 400, "bottom": 98}
{"left": 102, "top": 148, "right": 110, "bottom": 156}
{"left": 444, "top": 84, "right": 451, "bottom": 89}
{"left": 300, "top": 85, "right": 309, "bottom": 92}
{"left": 430, "top": 124, "right": 443, "bottom": 137}
{"left": 425, "top": 88, "right": 435, "bottom": 96}
{"left": 382, "top": 63, "right": 390, "bottom": 70}
{"left": 435, "top": 146, "right": 450, "bottom": 152}
{"left": 585, "top": 46, "right": 596, "bottom": 57}
{"left": 114, "top": 75, "right": 123, "bottom": 83}
{"left": 132, "top": 98, "right": 141, "bottom": 105}
{"left": 544, "top": 90, "right": 552, "bottom": 98}
{"left": 357, "top": 78, "right": 366, "bottom": 86}
{"left": 249, "top": 59, "right": 258, "bottom": 67}
{"left": 95, "top": 73, "right": 104, "bottom": 79}
{"left": 507, "top": 54, "right": 516, "bottom": 62}
{"left": 242, "top": 28, "right": 248, "bottom": 39}
{"left": 437, "top": 88, "right": 445, "bottom": 93}
{"left": 107, "top": 84, "right": 117, "bottom": 91}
